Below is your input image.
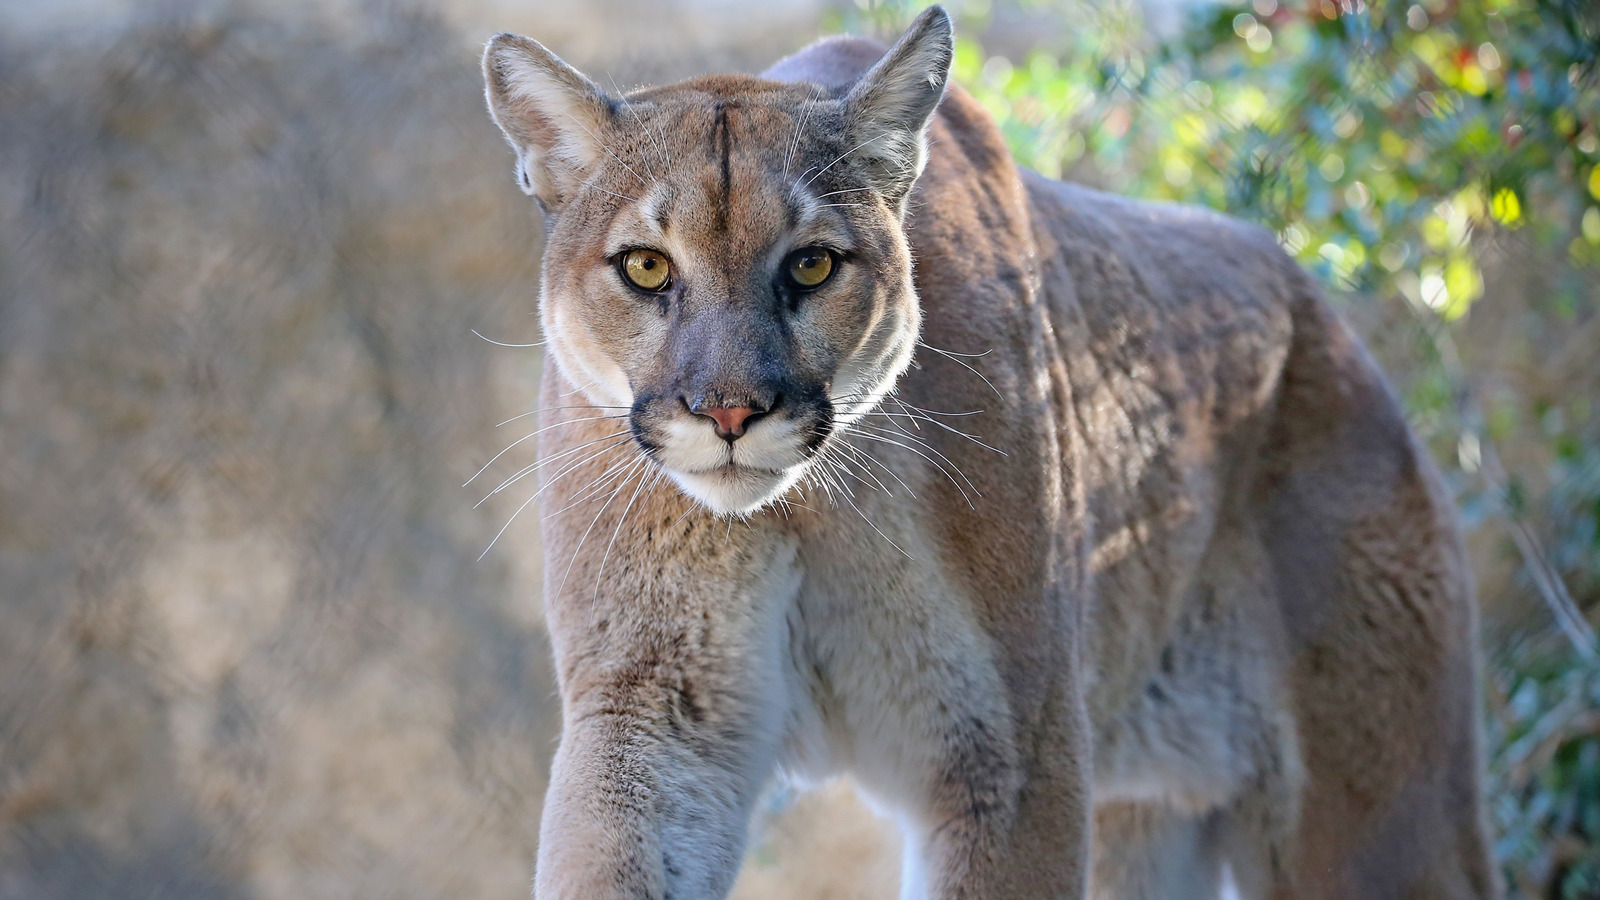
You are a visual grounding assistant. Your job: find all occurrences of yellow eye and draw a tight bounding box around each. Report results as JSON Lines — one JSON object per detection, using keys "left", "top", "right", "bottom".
{"left": 785, "top": 247, "right": 834, "bottom": 289}
{"left": 622, "top": 249, "right": 672, "bottom": 292}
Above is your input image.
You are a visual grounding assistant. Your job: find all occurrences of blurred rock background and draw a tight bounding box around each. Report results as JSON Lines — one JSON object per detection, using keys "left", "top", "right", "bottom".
{"left": 0, "top": 1, "right": 1594, "bottom": 898}
{"left": 0, "top": 2, "right": 899, "bottom": 897}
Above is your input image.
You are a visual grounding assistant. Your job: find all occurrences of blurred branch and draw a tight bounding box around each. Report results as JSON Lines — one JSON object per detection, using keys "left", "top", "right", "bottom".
{"left": 1420, "top": 305, "right": 1599, "bottom": 660}
{"left": 1490, "top": 453, "right": 1599, "bottom": 660}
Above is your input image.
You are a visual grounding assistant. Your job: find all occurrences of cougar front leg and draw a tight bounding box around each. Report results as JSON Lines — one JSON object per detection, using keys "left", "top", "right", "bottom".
{"left": 906, "top": 674, "right": 1093, "bottom": 900}
{"left": 535, "top": 489, "right": 799, "bottom": 900}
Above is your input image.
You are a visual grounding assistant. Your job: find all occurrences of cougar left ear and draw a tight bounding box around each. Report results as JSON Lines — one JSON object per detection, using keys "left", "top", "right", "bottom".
{"left": 483, "top": 33, "right": 615, "bottom": 209}
{"left": 842, "top": 6, "right": 954, "bottom": 213}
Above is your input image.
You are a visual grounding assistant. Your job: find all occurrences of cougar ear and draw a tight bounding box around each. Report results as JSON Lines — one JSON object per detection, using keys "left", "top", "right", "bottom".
{"left": 483, "top": 33, "right": 614, "bottom": 209}
{"left": 842, "top": 6, "right": 954, "bottom": 213}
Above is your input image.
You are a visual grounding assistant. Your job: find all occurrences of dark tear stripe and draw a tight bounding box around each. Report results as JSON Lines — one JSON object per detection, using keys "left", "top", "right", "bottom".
{"left": 712, "top": 100, "right": 731, "bottom": 234}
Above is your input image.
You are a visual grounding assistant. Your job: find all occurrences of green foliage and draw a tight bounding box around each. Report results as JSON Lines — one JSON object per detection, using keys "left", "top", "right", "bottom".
{"left": 842, "top": 0, "right": 1599, "bottom": 894}
{"left": 1490, "top": 642, "right": 1600, "bottom": 899}
{"left": 940, "top": 0, "right": 1599, "bottom": 309}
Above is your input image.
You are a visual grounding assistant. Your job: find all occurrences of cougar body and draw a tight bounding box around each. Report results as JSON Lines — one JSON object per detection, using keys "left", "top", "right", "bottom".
{"left": 481, "top": 9, "right": 1496, "bottom": 898}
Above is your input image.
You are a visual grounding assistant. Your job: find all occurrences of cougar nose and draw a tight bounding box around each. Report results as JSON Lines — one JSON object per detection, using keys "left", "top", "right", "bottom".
{"left": 687, "top": 396, "right": 771, "bottom": 441}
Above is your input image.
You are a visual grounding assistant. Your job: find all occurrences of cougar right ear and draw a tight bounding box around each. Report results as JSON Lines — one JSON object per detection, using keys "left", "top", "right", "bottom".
{"left": 841, "top": 6, "right": 954, "bottom": 215}
{"left": 483, "top": 34, "right": 614, "bottom": 208}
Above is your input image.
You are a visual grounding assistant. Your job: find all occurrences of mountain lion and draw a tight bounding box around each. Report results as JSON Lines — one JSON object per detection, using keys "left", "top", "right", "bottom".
{"left": 480, "top": 7, "right": 1496, "bottom": 898}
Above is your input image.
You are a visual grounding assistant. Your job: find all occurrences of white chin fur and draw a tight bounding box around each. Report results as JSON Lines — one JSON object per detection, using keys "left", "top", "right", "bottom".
{"left": 668, "top": 464, "right": 807, "bottom": 516}
{"left": 655, "top": 413, "right": 816, "bottom": 515}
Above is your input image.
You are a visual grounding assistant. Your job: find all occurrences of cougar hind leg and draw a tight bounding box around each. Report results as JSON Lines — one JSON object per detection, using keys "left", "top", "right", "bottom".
{"left": 1257, "top": 292, "right": 1497, "bottom": 900}
{"left": 1091, "top": 778, "right": 1300, "bottom": 900}
{"left": 1090, "top": 733, "right": 1303, "bottom": 900}
{"left": 1091, "top": 804, "right": 1224, "bottom": 900}
{"left": 1089, "top": 527, "right": 1305, "bottom": 900}
{"left": 1093, "top": 789, "right": 1309, "bottom": 900}
{"left": 1261, "top": 466, "right": 1497, "bottom": 900}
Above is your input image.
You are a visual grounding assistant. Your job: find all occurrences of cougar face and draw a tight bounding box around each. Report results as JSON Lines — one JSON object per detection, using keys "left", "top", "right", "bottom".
{"left": 485, "top": 30, "right": 948, "bottom": 514}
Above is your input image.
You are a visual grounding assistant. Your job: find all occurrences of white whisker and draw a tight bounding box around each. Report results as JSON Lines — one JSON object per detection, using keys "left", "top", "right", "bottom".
{"left": 541, "top": 449, "right": 642, "bottom": 520}
{"left": 836, "top": 437, "right": 917, "bottom": 498}
{"left": 857, "top": 409, "right": 1006, "bottom": 455}
{"left": 471, "top": 329, "right": 544, "bottom": 348}
{"left": 496, "top": 406, "right": 629, "bottom": 428}
{"left": 555, "top": 455, "right": 652, "bottom": 601}
{"left": 851, "top": 421, "right": 981, "bottom": 490}
{"left": 592, "top": 465, "right": 663, "bottom": 601}
{"left": 611, "top": 76, "right": 673, "bottom": 177}
{"left": 783, "top": 88, "right": 822, "bottom": 180}
{"left": 789, "top": 165, "right": 818, "bottom": 196}
{"left": 841, "top": 489, "right": 913, "bottom": 560}
{"left": 918, "top": 341, "right": 1004, "bottom": 399}
{"left": 917, "top": 342, "right": 994, "bottom": 358}
{"left": 466, "top": 419, "right": 628, "bottom": 487}
{"left": 606, "top": 77, "right": 659, "bottom": 181}
{"left": 828, "top": 443, "right": 893, "bottom": 497}
{"left": 802, "top": 132, "right": 892, "bottom": 190}
{"left": 846, "top": 429, "right": 977, "bottom": 508}
{"left": 566, "top": 113, "right": 650, "bottom": 188}
{"left": 477, "top": 433, "right": 631, "bottom": 508}
{"left": 477, "top": 440, "right": 635, "bottom": 562}
{"left": 575, "top": 175, "right": 639, "bottom": 204}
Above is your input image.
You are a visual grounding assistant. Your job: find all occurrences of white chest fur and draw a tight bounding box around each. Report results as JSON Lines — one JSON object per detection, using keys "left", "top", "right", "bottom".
{"left": 776, "top": 532, "right": 1014, "bottom": 828}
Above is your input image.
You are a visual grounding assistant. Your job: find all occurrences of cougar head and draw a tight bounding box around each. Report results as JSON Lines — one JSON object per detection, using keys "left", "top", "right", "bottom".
{"left": 483, "top": 8, "right": 953, "bottom": 514}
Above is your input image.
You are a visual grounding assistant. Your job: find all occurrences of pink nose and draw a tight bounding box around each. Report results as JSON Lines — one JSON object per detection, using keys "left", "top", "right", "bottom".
{"left": 698, "top": 406, "right": 757, "bottom": 440}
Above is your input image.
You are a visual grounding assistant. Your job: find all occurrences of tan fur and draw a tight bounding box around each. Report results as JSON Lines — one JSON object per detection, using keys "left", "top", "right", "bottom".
{"left": 482, "top": 8, "right": 1496, "bottom": 899}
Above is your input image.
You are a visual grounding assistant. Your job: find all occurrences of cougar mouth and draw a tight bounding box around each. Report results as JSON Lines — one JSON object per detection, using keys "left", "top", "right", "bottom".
{"left": 683, "top": 461, "right": 787, "bottom": 476}
{"left": 623, "top": 388, "right": 836, "bottom": 514}
{"left": 665, "top": 460, "right": 809, "bottom": 516}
